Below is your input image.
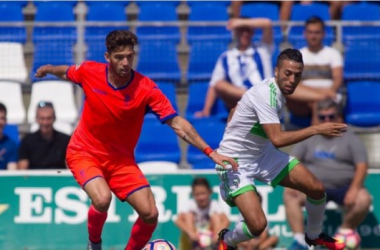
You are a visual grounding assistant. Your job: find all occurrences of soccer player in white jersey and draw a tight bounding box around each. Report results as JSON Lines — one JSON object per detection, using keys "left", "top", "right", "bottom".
{"left": 216, "top": 48, "right": 347, "bottom": 250}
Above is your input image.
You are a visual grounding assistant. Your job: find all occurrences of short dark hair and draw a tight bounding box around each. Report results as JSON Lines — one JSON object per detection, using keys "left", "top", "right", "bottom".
{"left": 106, "top": 30, "right": 138, "bottom": 54}
{"left": 191, "top": 177, "right": 211, "bottom": 190}
{"left": 0, "top": 102, "right": 6, "bottom": 115}
{"left": 276, "top": 48, "right": 303, "bottom": 67}
{"left": 317, "top": 98, "right": 342, "bottom": 116}
{"left": 305, "top": 16, "right": 325, "bottom": 29}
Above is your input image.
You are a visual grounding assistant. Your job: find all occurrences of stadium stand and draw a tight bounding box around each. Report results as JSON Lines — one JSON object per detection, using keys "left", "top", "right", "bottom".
{"left": 135, "top": 118, "right": 181, "bottom": 163}
{"left": 0, "top": 81, "right": 26, "bottom": 125}
{"left": 345, "top": 81, "right": 380, "bottom": 128}
{"left": 342, "top": 2, "right": 380, "bottom": 42}
{"left": 185, "top": 82, "right": 228, "bottom": 122}
{"left": 85, "top": 1, "right": 128, "bottom": 62}
{"left": 136, "top": 3, "right": 180, "bottom": 81}
{"left": 240, "top": 3, "right": 282, "bottom": 44}
{"left": 288, "top": 3, "right": 334, "bottom": 48}
{"left": 0, "top": 2, "right": 26, "bottom": 44}
{"left": 187, "top": 119, "right": 226, "bottom": 169}
{"left": 27, "top": 81, "right": 78, "bottom": 125}
{"left": 0, "top": 42, "right": 28, "bottom": 83}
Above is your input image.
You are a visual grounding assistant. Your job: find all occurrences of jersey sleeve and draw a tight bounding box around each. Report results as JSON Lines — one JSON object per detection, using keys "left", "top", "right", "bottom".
{"left": 330, "top": 48, "right": 343, "bottom": 68}
{"left": 251, "top": 87, "right": 281, "bottom": 124}
{"left": 209, "top": 200, "right": 223, "bottom": 215}
{"left": 349, "top": 133, "right": 368, "bottom": 164}
{"left": 147, "top": 85, "right": 178, "bottom": 123}
{"left": 209, "top": 53, "right": 227, "bottom": 87}
{"left": 66, "top": 61, "right": 87, "bottom": 84}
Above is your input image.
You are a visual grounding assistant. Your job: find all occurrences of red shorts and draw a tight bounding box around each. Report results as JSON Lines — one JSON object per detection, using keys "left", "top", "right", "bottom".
{"left": 66, "top": 150, "right": 149, "bottom": 201}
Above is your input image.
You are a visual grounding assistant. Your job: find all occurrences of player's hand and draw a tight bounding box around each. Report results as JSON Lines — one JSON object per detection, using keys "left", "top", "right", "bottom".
{"left": 194, "top": 110, "right": 210, "bottom": 118}
{"left": 209, "top": 151, "right": 238, "bottom": 171}
{"left": 314, "top": 122, "right": 347, "bottom": 137}
{"left": 34, "top": 64, "right": 52, "bottom": 78}
{"left": 344, "top": 187, "right": 359, "bottom": 208}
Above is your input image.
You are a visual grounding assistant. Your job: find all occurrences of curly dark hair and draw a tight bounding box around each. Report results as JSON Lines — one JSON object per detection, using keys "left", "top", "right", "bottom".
{"left": 106, "top": 30, "right": 138, "bottom": 54}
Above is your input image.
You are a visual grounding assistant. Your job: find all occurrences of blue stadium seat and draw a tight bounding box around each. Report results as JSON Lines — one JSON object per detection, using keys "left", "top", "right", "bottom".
{"left": 0, "top": 2, "right": 26, "bottom": 43}
{"left": 135, "top": 119, "right": 181, "bottom": 163}
{"left": 240, "top": 3, "right": 282, "bottom": 44}
{"left": 288, "top": 3, "right": 334, "bottom": 48}
{"left": 344, "top": 42, "right": 380, "bottom": 80}
{"left": 145, "top": 82, "right": 178, "bottom": 120}
{"left": 342, "top": 3, "right": 380, "bottom": 42}
{"left": 187, "top": 119, "right": 226, "bottom": 169}
{"left": 137, "top": 3, "right": 180, "bottom": 41}
{"left": 345, "top": 81, "right": 380, "bottom": 127}
{"left": 188, "top": 3, "right": 230, "bottom": 41}
{"left": 34, "top": 1, "right": 78, "bottom": 6}
{"left": 188, "top": 40, "right": 229, "bottom": 81}
{"left": 136, "top": 1, "right": 179, "bottom": 6}
{"left": 31, "top": 43, "right": 74, "bottom": 82}
{"left": 289, "top": 113, "right": 311, "bottom": 128}
{"left": 85, "top": 2, "right": 128, "bottom": 62}
{"left": 33, "top": 2, "right": 76, "bottom": 43}
{"left": 185, "top": 82, "right": 228, "bottom": 122}
{"left": 4, "top": 124, "right": 19, "bottom": 145}
{"left": 187, "top": 1, "right": 230, "bottom": 6}
{"left": 85, "top": 1, "right": 129, "bottom": 7}
{"left": 137, "top": 40, "right": 180, "bottom": 81}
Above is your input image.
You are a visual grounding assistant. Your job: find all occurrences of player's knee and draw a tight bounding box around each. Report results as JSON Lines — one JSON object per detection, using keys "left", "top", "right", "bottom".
{"left": 247, "top": 217, "right": 267, "bottom": 236}
{"left": 307, "top": 180, "right": 325, "bottom": 200}
{"left": 92, "top": 193, "right": 112, "bottom": 212}
{"left": 283, "top": 188, "right": 300, "bottom": 205}
{"left": 140, "top": 207, "right": 159, "bottom": 224}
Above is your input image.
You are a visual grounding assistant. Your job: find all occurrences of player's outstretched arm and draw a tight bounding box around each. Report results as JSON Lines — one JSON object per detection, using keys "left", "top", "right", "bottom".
{"left": 165, "top": 116, "right": 238, "bottom": 170}
{"left": 34, "top": 64, "right": 70, "bottom": 80}
{"left": 262, "top": 122, "right": 347, "bottom": 148}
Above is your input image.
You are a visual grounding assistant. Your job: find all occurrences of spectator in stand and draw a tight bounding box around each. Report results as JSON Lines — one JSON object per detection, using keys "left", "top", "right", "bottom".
{"left": 283, "top": 98, "right": 371, "bottom": 250}
{"left": 175, "top": 177, "right": 229, "bottom": 250}
{"left": 195, "top": 17, "right": 274, "bottom": 117}
{"left": 237, "top": 191, "right": 278, "bottom": 250}
{"left": 0, "top": 102, "right": 17, "bottom": 170}
{"left": 231, "top": 1, "right": 294, "bottom": 23}
{"left": 18, "top": 101, "right": 70, "bottom": 170}
{"left": 286, "top": 16, "right": 343, "bottom": 123}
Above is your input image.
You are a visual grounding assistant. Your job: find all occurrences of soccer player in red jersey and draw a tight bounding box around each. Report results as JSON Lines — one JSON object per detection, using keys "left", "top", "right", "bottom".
{"left": 35, "top": 30, "right": 238, "bottom": 250}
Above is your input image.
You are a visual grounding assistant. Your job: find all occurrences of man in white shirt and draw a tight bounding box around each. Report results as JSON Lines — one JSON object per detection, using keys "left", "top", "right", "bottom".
{"left": 215, "top": 48, "right": 347, "bottom": 250}
{"left": 287, "top": 16, "right": 343, "bottom": 122}
{"left": 195, "top": 17, "right": 274, "bottom": 117}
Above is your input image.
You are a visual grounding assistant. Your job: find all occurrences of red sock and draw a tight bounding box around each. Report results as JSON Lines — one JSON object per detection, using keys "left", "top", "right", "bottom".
{"left": 125, "top": 217, "right": 157, "bottom": 250}
{"left": 88, "top": 205, "right": 108, "bottom": 243}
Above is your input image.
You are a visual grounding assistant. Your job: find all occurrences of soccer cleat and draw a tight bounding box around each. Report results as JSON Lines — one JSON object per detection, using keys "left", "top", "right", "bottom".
{"left": 217, "top": 229, "right": 237, "bottom": 250}
{"left": 287, "top": 240, "right": 309, "bottom": 250}
{"left": 87, "top": 239, "right": 102, "bottom": 250}
{"left": 305, "top": 232, "right": 346, "bottom": 250}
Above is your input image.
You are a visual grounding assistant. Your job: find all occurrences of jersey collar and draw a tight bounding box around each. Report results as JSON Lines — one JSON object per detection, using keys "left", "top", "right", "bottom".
{"left": 106, "top": 66, "right": 135, "bottom": 91}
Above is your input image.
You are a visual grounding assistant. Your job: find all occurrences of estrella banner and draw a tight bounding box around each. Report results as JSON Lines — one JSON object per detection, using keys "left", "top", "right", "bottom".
{"left": 0, "top": 170, "right": 379, "bottom": 250}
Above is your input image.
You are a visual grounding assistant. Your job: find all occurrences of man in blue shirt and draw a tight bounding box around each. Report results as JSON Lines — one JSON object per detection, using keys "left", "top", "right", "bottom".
{"left": 0, "top": 102, "right": 17, "bottom": 170}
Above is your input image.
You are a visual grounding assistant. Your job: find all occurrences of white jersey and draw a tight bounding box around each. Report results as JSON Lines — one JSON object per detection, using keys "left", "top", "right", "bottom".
{"left": 217, "top": 77, "right": 286, "bottom": 162}
{"left": 178, "top": 200, "right": 223, "bottom": 229}
{"left": 300, "top": 46, "right": 343, "bottom": 88}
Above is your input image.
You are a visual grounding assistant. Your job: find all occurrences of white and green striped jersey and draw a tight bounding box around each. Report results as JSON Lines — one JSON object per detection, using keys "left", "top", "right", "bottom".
{"left": 217, "top": 77, "right": 286, "bottom": 162}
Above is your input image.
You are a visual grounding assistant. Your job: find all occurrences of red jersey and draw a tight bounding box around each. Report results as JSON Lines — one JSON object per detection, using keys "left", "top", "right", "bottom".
{"left": 66, "top": 61, "right": 178, "bottom": 161}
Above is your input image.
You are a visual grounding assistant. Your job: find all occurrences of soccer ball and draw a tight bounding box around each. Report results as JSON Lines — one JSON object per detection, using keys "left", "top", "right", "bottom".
{"left": 334, "top": 230, "right": 361, "bottom": 250}
{"left": 142, "top": 239, "right": 177, "bottom": 250}
{"left": 197, "top": 229, "right": 213, "bottom": 248}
